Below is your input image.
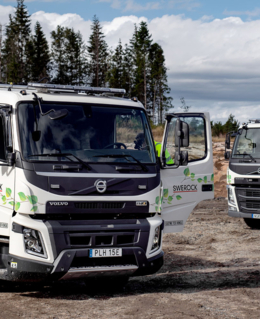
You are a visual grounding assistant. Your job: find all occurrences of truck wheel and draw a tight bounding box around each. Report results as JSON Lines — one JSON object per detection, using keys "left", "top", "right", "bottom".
{"left": 244, "top": 218, "right": 260, "bottom": 229}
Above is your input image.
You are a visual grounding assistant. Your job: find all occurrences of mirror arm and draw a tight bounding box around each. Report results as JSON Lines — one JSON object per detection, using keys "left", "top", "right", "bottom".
{"left": 32, "top": 92, "right": 55, "bottom": 116}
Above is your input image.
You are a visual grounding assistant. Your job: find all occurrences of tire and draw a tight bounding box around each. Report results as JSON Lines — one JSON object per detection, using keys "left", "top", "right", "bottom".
{"left": 244, "top": 218, "right": 260, "bottom": 229}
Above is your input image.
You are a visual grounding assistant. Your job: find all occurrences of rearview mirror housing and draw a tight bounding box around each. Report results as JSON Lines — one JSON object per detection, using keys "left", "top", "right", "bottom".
{"left": 224, "top": 151, "right": 230, "bottom": 160}
{"left": 174, "top": 150, "right": 188, "bottom": 166}
{"left": 175, "top": 119, "right": 189, "bottom": 147}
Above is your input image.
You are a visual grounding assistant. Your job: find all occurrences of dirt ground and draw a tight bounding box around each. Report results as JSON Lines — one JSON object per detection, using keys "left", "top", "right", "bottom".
{"left": 1, "top": 198, "right": 260, "bottom": 319}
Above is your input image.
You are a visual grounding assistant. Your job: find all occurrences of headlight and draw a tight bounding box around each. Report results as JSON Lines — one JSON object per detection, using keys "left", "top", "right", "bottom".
{"left": 23, "top": 228, "right": 47, "bottom": 258}
{"left": 151, "top": 226, "right": 161, "bottom": 252}
{"left": 228, "top": 188, "right": 236, "bottom": 205}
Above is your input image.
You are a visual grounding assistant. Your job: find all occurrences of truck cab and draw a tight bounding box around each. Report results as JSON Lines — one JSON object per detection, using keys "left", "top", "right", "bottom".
{"left": 0, "top": 83, "right": 214, "bottom": 282}
{"left": 226, "top": 119, "right": 260, "bottom": 229}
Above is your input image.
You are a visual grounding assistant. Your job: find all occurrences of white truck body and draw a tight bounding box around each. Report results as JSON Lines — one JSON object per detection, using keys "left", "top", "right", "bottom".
{"left": 0, "top": 83, "right": 214, "bottom": 281}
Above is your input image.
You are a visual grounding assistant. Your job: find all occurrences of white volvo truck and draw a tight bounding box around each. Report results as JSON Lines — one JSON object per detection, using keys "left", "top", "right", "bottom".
{"left": 225, "top": 119, "right": 260, "bottom": 229}
{"left": 0, "top": 83, "right": 214, "bottom": 283}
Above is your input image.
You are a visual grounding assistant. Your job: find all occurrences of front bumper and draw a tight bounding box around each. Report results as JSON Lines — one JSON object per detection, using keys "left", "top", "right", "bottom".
{"left": 228, "top": 210, "right": 257, "bottom": 219}
{"left": 0, "top": 248, "right": 164, "bottom": 282}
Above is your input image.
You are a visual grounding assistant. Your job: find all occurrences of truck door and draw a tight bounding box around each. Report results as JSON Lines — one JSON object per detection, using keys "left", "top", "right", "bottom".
{"left": 160, "top": 112, "right": 214, "bottom": 233}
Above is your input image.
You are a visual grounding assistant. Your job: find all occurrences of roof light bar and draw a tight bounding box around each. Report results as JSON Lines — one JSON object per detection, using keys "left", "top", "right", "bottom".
{"left": 0, "top": 83, "right": 126, "bottom": 95}
{"left": 28, "top": 83, "right": 126, "bottom": 95}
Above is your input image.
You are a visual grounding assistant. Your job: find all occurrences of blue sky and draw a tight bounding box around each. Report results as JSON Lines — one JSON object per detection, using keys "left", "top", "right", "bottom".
{"left": 1, "top": 0, "right": 260, "bottom": 22}
{"left": 1, "top": 0, "right": 260, "bottom": 123}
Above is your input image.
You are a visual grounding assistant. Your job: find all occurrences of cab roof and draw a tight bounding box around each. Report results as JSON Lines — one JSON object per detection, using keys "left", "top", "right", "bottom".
{"left": 0, "top": 83, "right": 144, "bottom": 109}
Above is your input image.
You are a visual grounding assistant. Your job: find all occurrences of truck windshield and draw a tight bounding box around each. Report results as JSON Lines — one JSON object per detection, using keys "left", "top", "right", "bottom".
{"left": 232, "top": 128, "right": 260, "bottom": 159}
{"left": 18, "top": 102, "right": 156, "bottom": 164}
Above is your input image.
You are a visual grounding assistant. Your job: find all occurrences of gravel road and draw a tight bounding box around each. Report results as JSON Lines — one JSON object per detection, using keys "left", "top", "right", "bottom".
{"left": 1, "top": 198, "right": 260, "bottom": 319}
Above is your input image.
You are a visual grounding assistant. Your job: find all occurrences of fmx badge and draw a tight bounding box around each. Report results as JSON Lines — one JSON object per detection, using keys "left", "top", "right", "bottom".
{"left": 11, "top": 262, "right": 17, "bottom": 269}
{"left": 0, "top": 223, "right": 8, "bottom": 229}
{"left": 165, "top": 220, "right": 183, "bottom": 226}
{"left": 173, "top": 185, "right": 197, "bottom": 193}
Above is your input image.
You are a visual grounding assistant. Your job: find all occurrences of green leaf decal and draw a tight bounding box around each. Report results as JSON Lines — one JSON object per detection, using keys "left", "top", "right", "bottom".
{"left": 2, "top": 196, "right": 6, "bottom": 202}
{"left": 167, "top": 202, "right": 171, "bottom": 205}
{"left": 191, "top": 173, "right": 195, "bottom": 179}
{"left": 160, "top": 197, "right": 163, "bottom": 204}
{"left": 163, "top": 189, "right": 168, "bottom": 198}
{"left": 3, "top": 202, "right": 6, "bottom": 205}
{"left": 184, "top": 168, "right": 190, "bottom": 177}
{"left": 27, "top": 195, "right": 38, "bottom": 205}
{"left": 168, "top": 196, "right": 173, "bottom": 202}
{"left": 6, "top": 188, "right": 11, "bottom": 198}
{"left": 31, "top": 206, "right": 38, "bottom": 212}
{"left": 211, "top": 174, "right": 214, "bottom": 182}
{"left": 191, "top": 179, "right": 195, "bottom": 181}
{"left": 197, "top": 178, "right": 203, "bottom": 183}
{"left": 155, "top": 196, "right": 160, "bottom": 205}
{"left": 176, "top": 195, "right": 182, "bottom": 200}
{"left": 204, "top": 176, "right": 207, "bottom": 183}
{"left": 18, "top": 192, "right": 27, "bottom": 201}
{"left": 155, "top": 206, "right": 158, "bottom": 212}
{"left": 8, "top": 201, "right": 15, "bottom": 206}
{"left": 15, "top": 202, "right": 20, "bottom": 211}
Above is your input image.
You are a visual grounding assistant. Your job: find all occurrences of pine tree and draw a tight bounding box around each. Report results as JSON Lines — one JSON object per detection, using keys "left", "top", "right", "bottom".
{"left": 51, "top": 26, "right": 69, "bottom": 84}
{"left": 31, "top": 21, "right": 50, "bottom": 82}
{"left": 106, "top": 39, "right": 133, "bottom": 93}
{"left": 64, "top": 28, "right": 87, "bottom": 85}
{"left": 1, "top": 0, "right": 31, "bottom": 83}
{"left": 130, "top": 22, "right": 152, "bottom": 108}
{"left": 87, "top": 15, "right": 108, "bottom": 87}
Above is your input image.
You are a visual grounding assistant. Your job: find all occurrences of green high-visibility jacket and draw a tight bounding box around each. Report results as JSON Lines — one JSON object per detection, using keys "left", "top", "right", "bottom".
{"left": 154, "top": 141, "right": 174, "bottom": 164}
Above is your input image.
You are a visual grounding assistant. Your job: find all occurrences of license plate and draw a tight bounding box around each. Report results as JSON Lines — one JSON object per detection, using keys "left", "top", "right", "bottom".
{"left": 252, "top": 214, "right": 260, "bottom": 219}
{"left": 89, "top": 248, "right": 122, "bottom": 258}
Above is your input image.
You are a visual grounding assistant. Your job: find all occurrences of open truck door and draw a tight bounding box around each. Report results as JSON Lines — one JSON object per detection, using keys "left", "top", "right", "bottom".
{"left": 160, "top": 112, "right": 214, "bottom": 233}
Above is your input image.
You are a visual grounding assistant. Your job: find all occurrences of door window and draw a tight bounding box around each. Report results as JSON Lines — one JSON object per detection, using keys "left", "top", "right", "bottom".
{"left": 164, "top": 116, "right": 206, "bottom": 165}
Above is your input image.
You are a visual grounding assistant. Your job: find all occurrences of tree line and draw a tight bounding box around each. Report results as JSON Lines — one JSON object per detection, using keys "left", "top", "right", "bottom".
{"left": 0, "top": 0, "right": 172, "bottom": 123}
{"left": 211, "top": 114, "right": 240, "bottom": 137}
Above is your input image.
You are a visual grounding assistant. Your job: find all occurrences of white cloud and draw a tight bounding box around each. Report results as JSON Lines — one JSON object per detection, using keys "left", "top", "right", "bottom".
{"left": 0, "top": 5, "right": 15, "bottom": 26}
{"left": 97, "top": 0, "right": 162, "bottom": 12}
{"left": 223, "top": 8, "right": 260, "bottom": 18}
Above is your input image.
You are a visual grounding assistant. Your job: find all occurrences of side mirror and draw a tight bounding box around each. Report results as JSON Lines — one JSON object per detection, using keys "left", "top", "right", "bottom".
{"left": 175, "top": 150, "right": 188, "bottom": 166}
{"left": 225, "top": 134, "right": 231, "bottom": 149}
{"left": 224, "top": 151, "right": 230, "bottom": 160}
{"left": 48, "top": 109, "right": 68, "bottom": 120}
{"left": 175, "top": 119, "right": 189, "bottom": 147}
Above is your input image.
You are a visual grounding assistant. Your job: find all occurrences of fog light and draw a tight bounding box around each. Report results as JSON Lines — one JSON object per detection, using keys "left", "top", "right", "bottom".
{"left": 228, "top": 205, "right": 237, "bottom": 212}
{"left": 228, "top": 188, "right": 235, "bottom": 205}
{"left": 151, "top": 226, "right": 160, "bottom": 251}
{"left": 23, "top": 228, "right": 47, "bottom": 258}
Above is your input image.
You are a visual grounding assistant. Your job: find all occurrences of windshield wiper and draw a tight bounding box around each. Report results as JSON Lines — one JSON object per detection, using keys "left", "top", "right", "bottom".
{"left": 28, "top": 153, "right": 92, "bottom": 170}
{"left": 94, "top": 154, "right": 149, "bottom": 172}
{"left": 234, "top": 153, "right": 256, "bottom": 162}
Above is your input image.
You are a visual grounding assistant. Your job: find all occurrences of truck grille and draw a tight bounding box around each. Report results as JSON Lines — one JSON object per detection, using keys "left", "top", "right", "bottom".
{"left": 245, "top": 190, "right": 260, "bottom": 198}
{"left": 242, "top": 202, "right": 260, "bottom": 210}
{"left": 236, "top": 187, "right": 260, "bottom": 213}
{"left": 74, "top": 202, "right": 125, "bottom": 209}
{"left": 68, "top": 231, "right": 137, "bottom": 247}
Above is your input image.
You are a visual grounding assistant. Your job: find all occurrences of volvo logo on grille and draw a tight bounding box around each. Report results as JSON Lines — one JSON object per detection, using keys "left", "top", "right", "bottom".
{"left": 95, "top": 180, "right": 107, "bottom": 193}
{"left": 49, "top": 202, "right": 68, "bottom": 206}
